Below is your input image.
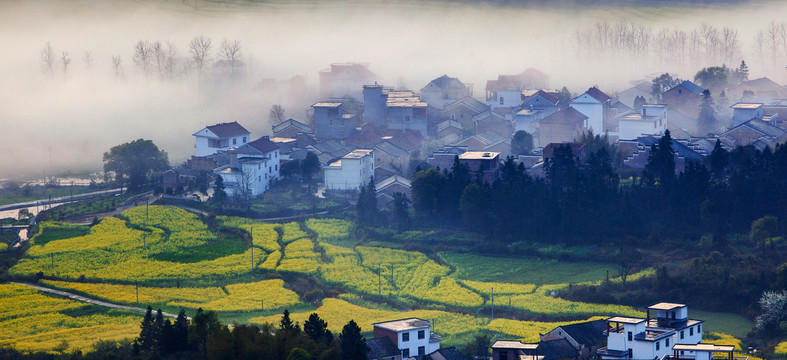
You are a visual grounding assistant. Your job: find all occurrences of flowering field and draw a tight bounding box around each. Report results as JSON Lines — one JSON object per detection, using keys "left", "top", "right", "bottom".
{"left": 0, "top": 284, "right": 140, "bottom": 353}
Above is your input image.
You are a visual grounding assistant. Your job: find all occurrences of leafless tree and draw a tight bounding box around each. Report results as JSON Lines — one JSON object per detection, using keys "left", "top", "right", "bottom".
{"left": 754, "top": 30, "right": 766, "bottom": 70}
{"left": 61, "top": 51, "right": 71, "bottom": 74}
{"left": 720, "top": 27, "right": 740, "bottom": 66}
{"left": 189, "top": 36, "right": 212, "bottom": 77}
{"left": 111, "top": 55, "right": 123, "bottom": 78}
{"left": 220, "top": 39, "right": 242, "bottom": 76}
{"left": 163, "top": 42, "right": 178, "bottom": 79}
{"left": 269, "top": 104, "right": 285, "bottom": 123}
{"left": 133, "top": 40, "right": 153, "bottom": 76}
{"left": 41, "top": 42, "right": 55, "bottom": 75}
{"left": 83, "top": 51, "right": 93, "bottom": 71}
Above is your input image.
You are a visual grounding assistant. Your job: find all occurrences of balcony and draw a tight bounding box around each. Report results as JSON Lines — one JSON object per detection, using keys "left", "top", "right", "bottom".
{"left": 429, "top": 334, "right": 441, "bottom": 343}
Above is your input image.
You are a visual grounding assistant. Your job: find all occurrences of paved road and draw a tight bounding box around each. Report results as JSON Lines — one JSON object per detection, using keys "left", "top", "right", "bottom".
{"left": 0, "top": 188, "right": 124, "bottom": 212}
{"left": 13, "top": 282, "right": 185, "bottom": 320}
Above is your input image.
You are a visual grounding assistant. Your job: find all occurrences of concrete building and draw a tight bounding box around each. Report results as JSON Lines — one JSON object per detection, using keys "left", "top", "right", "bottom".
{"left": 193, "top": 122, "right": 251, "bottom": 157}
{"left": 570, "top": 87, "right": 612, "bottom": 134}
{"left": 731, "top": 103, "right": 764, "bottom": 127}
{"left": 618, "top": 104, "right": 668, "bottom": 141}
{"left": 324, "top": 149, "right": 374, "bottom": 191}
{"left": 420, "top": 75, "right": 473, "bottom": 110}
{"left": 214, "top": 136, "right": 280, "bottom": 199}
{"left": 458, "top": 151, "right": 500, "bottom": 183}
{"left": 313, "top": 102, "right": 352, "bottom": 140}
{"left": 372, "top": 318, "right": 441, "bottom": 358}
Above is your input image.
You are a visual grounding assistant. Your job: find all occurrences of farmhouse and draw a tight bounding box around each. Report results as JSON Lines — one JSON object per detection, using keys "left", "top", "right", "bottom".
{"left": 617, "top": 104, "right": 668, "bottom": 141}
{"left": 420, "top": 75, "right": 473, "bottom": 110}
{"left": 193, "top": 121, "right": 251, "bottom": 157}
{"left": 372, "top": 318, "right": 441, "bottom": 358}
{"left": 214, "top": 136, "right": 280, "bottom": 199}
{"left": 324, "top": 149, "right": 375, "bottom": 191}
{"left": 569, "top": 87, "right": 612, "bottom": 134}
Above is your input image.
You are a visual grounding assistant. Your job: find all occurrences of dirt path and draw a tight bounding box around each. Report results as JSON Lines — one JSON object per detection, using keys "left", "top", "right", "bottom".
{"left": 12, "top": 282, "right": 184, "bottom": 320}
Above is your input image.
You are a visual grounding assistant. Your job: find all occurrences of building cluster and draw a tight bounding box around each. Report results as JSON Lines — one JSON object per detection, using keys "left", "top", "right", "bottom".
{"left": 167, "top": 62, "right": 787, "bottom": 204}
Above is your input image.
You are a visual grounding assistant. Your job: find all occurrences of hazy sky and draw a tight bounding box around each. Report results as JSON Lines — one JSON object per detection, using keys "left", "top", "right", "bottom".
{"left": 1, "top": 0, "right": 786, "bottom": 180}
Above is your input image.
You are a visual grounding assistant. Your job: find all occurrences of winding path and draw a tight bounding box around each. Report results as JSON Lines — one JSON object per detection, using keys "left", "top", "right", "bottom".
{"left": 12, "top": 282, "right": 184, "bottom": 320}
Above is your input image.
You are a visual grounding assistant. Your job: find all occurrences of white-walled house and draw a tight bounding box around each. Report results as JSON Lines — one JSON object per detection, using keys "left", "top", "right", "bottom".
{"left": 618, "top": 104, "right": 668, "bottom": 140}
{"left": 570, "top": 87, "right": 612, "bottom": 134}
{"left": 599, "top": 303, "right": 709, "bottom": 360}
{"left": 214, "top": 136, "right": 280, "bottom": 199}
{"left": 372, "top": 318, "right": 441, "bottom": 358}
{"left": 731, "top": 103, "right": 764, "bottom": 127}
{"left": 193, "top": 122, "right": 251, "bottom": 157}
{"left": 420, "top": 75, "right": 473, "bottom": 110}
{"left": 324, "top": 149, "right": 374, "bottom": 191}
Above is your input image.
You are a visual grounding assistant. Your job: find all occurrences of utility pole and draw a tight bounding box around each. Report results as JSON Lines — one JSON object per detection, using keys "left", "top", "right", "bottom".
{"left": 261, "top": 299, "right": 264, "bottom": 312}
{"left": 378, "top": 265, "right": 381, "bottom": 296}
{"left": 136, "top": 282, "right": 139, "bottom": 304}
{"left": 250, "top": 227, "right": 254, "bottom": 274}
{"left": 491, "top": 287, "right": 494, "bottom": 320}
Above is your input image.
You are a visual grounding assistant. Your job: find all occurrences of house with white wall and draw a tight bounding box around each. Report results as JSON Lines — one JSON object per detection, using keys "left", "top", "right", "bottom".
{"left": 420, "top": 75, "right": 473, "bottom": 110}
{"left": 570, "top": 87, "right": 612, "bottom": 135}
{"left": 731, "top": 103, "right": 764, "bottom": 127}
{"left": 193, "top": 122, "right": 251, "bottom": 157}
{"left": 618, "top": 104, "right": 668, "bottom": 141}
{"left": 373, "top": 318, "right": 441, "bottom": 358}
{"left": 598, "top": 303, "right": 709, "bottom": 360}
{"left": 324, "top": 149, "right": 374, "bottom": 191}
{"left": 214, "top": 136, "right": 280, "bottom": 199}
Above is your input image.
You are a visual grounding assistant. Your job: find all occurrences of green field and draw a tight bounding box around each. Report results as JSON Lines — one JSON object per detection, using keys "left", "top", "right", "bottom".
{"left": 4, "top": 205, "right": 755, "bottom": 353}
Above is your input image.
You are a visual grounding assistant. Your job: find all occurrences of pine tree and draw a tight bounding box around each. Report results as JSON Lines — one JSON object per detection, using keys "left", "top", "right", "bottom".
{"left": 356, "top": 177, "right": 377, "bottom": 227}
{"left": 304, "top": 313, "right": 329, "bottom": 343}
{"left": 340, "top": 320, "right": 369, "bottom": 360}
{"left": 708, "top": 139, "right": 729, "bottom": 180}
{"left": 643, "top": 130, "right": 676, "bottom": 187}
{"left": 392, "top": 192, "right": 411, "bottom": 232}
{"left": 137, "top": 305, "right": 155, "bottom": 353}
{"left": 698, "top": 89, "right": 716, "bottom": 135}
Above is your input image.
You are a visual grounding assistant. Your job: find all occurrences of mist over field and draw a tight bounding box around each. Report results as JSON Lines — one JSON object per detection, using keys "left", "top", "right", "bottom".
{"left": 1, "top": 0, "right": 786, "bottom": 179}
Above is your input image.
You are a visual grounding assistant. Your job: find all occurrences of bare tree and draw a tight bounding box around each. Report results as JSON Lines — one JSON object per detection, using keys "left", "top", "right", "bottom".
{"left": 61, "top": 51, "right": 71, "bottom": 74}
{"left": 720, "top": 27, "right": 740, "bottom": 66}
{"left": 163, "top": 42, "right": 178, "bottom": 79}
{"left": 41, "top": 42, "right": 55, "bottom": 75}
{"left": 133, "top": 40, "right": 153, "bottom": 76}
{"left": 219, "top": 39, "right": 242, "bottom": 76}
{"left": 83, "top": 51, "right": 93, "bottom": 71}
{"left": 269, "top": 105, "right": 285, "bottom": 123}
{"left": 189, "top": 36, "right": 212, "bottom": 77}
{"left": 754, "top": 30, "right": 766, "bottom": 70}
{"left": 112, "top": 55, "right": 123, "bottom": 78}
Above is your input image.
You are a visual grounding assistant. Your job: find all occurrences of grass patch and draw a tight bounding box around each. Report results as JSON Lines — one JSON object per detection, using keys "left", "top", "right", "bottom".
{"left": 691, "top": 309, "right": 753, "bottom": 339}
{"left": 439, "top": 252, "right": 616, "bottom": 284}
{"left": 149, "top": 231, "right": 246, "bottom": 263}
{"left": 30, "top": 222, "right": 89, "bottom": 246}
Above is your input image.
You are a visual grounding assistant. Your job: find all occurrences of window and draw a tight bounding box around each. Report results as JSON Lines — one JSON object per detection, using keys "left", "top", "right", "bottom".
{"left": 329, "top": 119, "right": 333, "bottom": 126}
{"left": 666, "top": 338, "right": 670, "bottom": 347}
{"left": 269, "top": 167, "right": 272, "bottom": 173}
{"left": 627, "top": 332, "right": 632, "bottom": 342}
{"left": 698, "top": 325, "right": 701, "bottom": 333}
{"left": 405, "top": 115, "right": 411, "bottom": 122}
{"left": 690, "top": 327, "right": 693, "bottom": 336}
{"left": 450, "top": 114, "right": 455, "bottom": 120}
{"left": 418, "top": 330, "right": 425, "bottom": 339}
{"left": 275, "top": 164, "right": 278, "bottom": 171}
{"left": 402, "top": 349, "right": 410, "bottom": 358}
{"left": 402, "top": 332, "right": 410, "bottom": 342}
{"left": 418, "top": 346, "right": 425, "bottom": 356}
{"left": 656, "top": 341, "right": 660, "bottom": 351}
{"left": 500, "top": 351, "right": 508, "bottom": 360}
{"left": 627, "top": 349, "right": 632, "bottom": 358}
{"left": 233, "top": 138, "right": 237, "bottom": 145}
{"left": 500, "top": 97, "right": 504, "bottom": 105}
{"left": 680, "top": 330, "right": 684, "bottom": 339}
{"left": 243, "top": 136, "right": 247, "bottom": 143}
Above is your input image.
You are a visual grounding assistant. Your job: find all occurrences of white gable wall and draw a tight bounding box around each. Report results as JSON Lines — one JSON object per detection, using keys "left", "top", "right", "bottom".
{"left": 490, "top": 90, "right": 522, "bottom": 109}
{"left": 571, "top": 94, "right": 603, "bottom": 134}
{"left": 194, "top": 128, "right": 250, "bottom": 157}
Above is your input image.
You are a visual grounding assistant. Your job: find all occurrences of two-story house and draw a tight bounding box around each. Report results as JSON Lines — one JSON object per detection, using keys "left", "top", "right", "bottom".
{"left": 372, "top": 318, "right": 441, "bottom": 358}
{"left": 324, "top": 149, "right": 375, "bottom": 191}
{"left": 569, "top": 87, "right": 612, "bottom": 135}
{"left": 193, "top": 122, "right": 251, "bottom": 157}
{"left": 662, "top": 80, "right": 705, "bottom": 119}
{"left": 214, "top": 136, "right": 280, "bottom": 199}
{"left": 458, "top": 151, "right": 500, "bottom": 183}
{"left": 313, "top": 102, "right": 357, "bottom": 140}
{"left": 618, "top": 104, "right": 668, "bottom": 141}
{"left": 363, "top": 85, "right": 429, "bottom": 136}
{"left": 598, "top": 303, "right": 707, "bottom": 360}
{"left": 420, "top": 75, "right": 473, "bottom": 110}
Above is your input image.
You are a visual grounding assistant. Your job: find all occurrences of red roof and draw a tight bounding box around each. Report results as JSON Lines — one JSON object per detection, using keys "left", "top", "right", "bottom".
{"left": 584, "top": 87, "right": 611, "bottom": 103}
{"left": 247, "top": 136, "right": 279, "bottom": 154}
{"left": 205, "top": 122, "right": 250, "bottom": 138}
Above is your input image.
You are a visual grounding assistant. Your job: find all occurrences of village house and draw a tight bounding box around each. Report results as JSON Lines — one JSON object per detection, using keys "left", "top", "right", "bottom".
{"left": 458, "top": 151, "right": 500, "bottom": 183}
{"left": 193, "top": 122, "right": 251, "bottom": 157}
{"left": 313, "top": 102, "right": 359, "bottom": 140}
{"left": 598, "top": 303, "right": 717, "bottom": 360}
{"left": 373, "top": 141, "right": 409, "bottom": 172}
{"left": 538, "top": 107, "right": 588, "bottom": 147}
{"left": 420, "top": 75, "right": 473, "bottom": 110}
{"left": 485, "top": 69, "right": 550, "bottom": 109}
{"left": 363, "top": 85, "right": 429, "bottom": 136}
{"left": 569, "top": 87, "right": 613, "bottom": 134}
{"left": 319, "top": 63, "right": 375, "bottom": 99}
{"left": 474, "top": 110, "right": 513, "bottom": 138}
{"left": 323, "top": 149, "right": 374, "bottom": 191}
{"left": 272, "top": 118, "right": 313, "bottom": 138}
{"left": 436, "top": 120, "right": 464, "bottom": 143}
{"left": 213, "top": 136, "right": 280, "bottom": 199}
{"left": 372, "top": 318, "right": 441, "bottom": 359}
{"left": 426, "top": 145, "right": 468, "bottom": 171}
{"left": 491, "top": 339, "right": 579, "bottom": 360}
{"left": 730, "top": 103, "right": 764, "bottom": 127}
{"left": 620, "top": 134, "right": 704, "bottom": 174}
{"left": 375, "top": 175, "right": 412, "bottom": 209}
{"left": 728, "top": 77, "right": 782, "bottom": 101}
{"left": 516, "top": 90, "right": 561, "bottom": 145}
{"left": 662, "top": 80, "right": 705, "bottom": 119}
{"left": 540, "top": 319, "right": 607, "bottom": 360}
{"left": 617, "top": 104, "right": 668, "bottom": 141}
{"left": 616, "top": 80, "right": 655, "bottom": 109}
{"left": 439, "top": 96, "right": 489, "bottom": 132}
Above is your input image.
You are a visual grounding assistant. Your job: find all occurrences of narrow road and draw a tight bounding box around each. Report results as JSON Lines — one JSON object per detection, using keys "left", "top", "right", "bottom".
{"left": 12, "top": 282, "right": 184, "bottom": 320}
{"left": 0, "top": 188, "right": 124, "bottom": 212}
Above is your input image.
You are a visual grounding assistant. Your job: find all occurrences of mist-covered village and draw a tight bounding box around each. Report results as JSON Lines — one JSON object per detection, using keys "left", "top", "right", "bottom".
{"left": 6, "top": 1, "right": 787, "bottom": 360}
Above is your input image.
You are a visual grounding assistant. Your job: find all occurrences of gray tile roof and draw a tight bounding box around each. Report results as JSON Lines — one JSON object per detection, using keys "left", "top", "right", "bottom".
{"left": 367, "top": 337, "right": 400, "bottom": 360}
{"left": 204, "top": 121, "right": 250, "bottom": 138}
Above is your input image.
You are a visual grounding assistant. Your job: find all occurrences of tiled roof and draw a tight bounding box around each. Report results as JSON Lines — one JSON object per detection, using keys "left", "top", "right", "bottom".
{"left": 273, "top": 118, "right": 312, "bottom": 134}
{"left": 366, "top": 337, "right": 399, "bottom": 359}
{"left": 425, "top": 75, "right": 466, "bottom": 90}
{"left": 537, "top": 338, "right": 579, "bottom": 360}
{"left": 541, "top": 107, "right": 588, "bottom": 124}
{"left": 246, "top": 136, "right": 279, "bottom": 154}
{"left": 522, "top": 90, "right": 559, "bottom": 106}
{"left": 374, "top": 141, "right": 409, "bottom": 158}
{"left": 585, "top": 86, "right": 611, "bottom": 103}
{"left": 428, "top": 347, "right": 465, "bottom": 360}
{"left": 375, "top": 175, "right": 411, "bottom": 191}
{"left": 677, "top": 80, "right": 705, "bottom": 95}
{"left": 203, "top": 122, "right": 250, "bottom": 138}
{"left": 557, "top": 319, "right": 606, "bottom": 348}
{"left": 443, "top": 96, "right": 488, "bottom": 113}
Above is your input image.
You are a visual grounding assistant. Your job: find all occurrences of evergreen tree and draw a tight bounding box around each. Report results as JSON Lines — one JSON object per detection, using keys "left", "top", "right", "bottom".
{"left": 698, "top": 89, "right": 716, "bottom": 135}
{"left": 340, "top": 320, "right": 369, "bottom": 360}
{"left": 511, "top": 130, "right": 534, "bottom": 155}
{"left": 734, "top": 60, "right": 749, "bottom": 84}
{"left": 643, "top": 130, "right": 676, "bottom": 187}
{"left": 356, "top": 177, "right": 377, "bottom": 227}
{"left": 152, "top": 309, "right": 164, "bottom": 354}
{"left": 708, "top": 139, "right": 729, "bottom": 180}
{"left": 304, "top": 313, "right": 329, "bottom": 343}
{"left": 557, "top": 86, "right": 572, "bottom": 109}
{"left": 280, "top": 309, "right": 300, "bottom": 333}
{"left": 633, "top": 95, "right": 646, "bottom": 112}
{"left": 392, "top": 192, "right": 411, "bottom": 232}
{"left": 411, "top": 167, "right": 446, "bottom": 217}
{"left": 137, "top": 305, "right": 155, "bottom": 353}
{"left": 651, "top": 72, "right": 681, "bottom": 102}
{"left": 212, "top": 175, "right": 227, "bottom": 205}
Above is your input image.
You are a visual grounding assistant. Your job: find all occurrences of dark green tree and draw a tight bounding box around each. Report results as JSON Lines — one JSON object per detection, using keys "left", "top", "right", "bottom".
{"left": 136, "top": 305, "right": 156, "bottom": 353}
{"left": 643, "top": 130, "right": 675, "bottom": 187}
{"left": 301, "top": 151, "right": 321, "bottom": 182}
{"left": 356, "top": 177, "right": 377, "bottom": 227}
{"left": 212, "top": 175, "right": 227, "bottom": 205}
{"left": 633, "top": 95, "right": 646, "bottom": 112}
{"left": 392, "top": 192, "right": 411, "bottom": 232}
{"left": 340, "top": 320, "right": 368, "bottom": 360}
{"left": 411, "top": 167, "right": 446, "bottom": 217}
{"left": 698, "top": 89, "right": 716, "bottom": 135}
{"left": 280, "top": 309, "right": 300, "bottom": 333}
{"left": 557, "top": 86, "right": 572, "bottom": 109}
{"left": 188, "top": 308, "right": 223, "bottom": 359}
{"left": 694, "top": 66, "right": 729, "bottom": 91}
{"left": 103, "top": 139, "right": 169, "bottom": 192}
{"left": 733, "top": 60, "right": 749, "bottom": 84}
{"left": 304, "top": 313, "right": 329, "bottom": 343}
{"left": 287, "top": 348, "right": 312, "bottom": 360}
{"left": 651, "top": 72, "right": 681, "bottom": 102}
{"left": 707, "top": 139, "right": 729, "bottom": 180}
{"left": 511, "top": 130, "right": 534, "bottom": 155}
